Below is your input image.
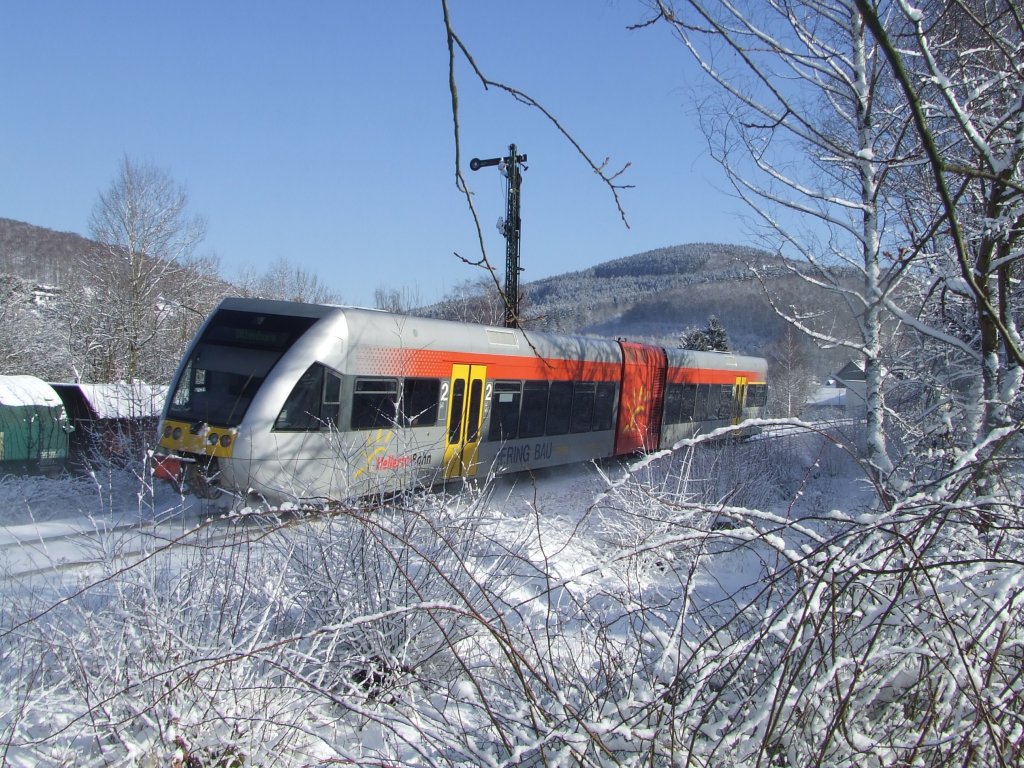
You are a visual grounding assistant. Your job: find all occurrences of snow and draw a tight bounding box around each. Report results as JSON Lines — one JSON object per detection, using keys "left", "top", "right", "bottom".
{"left": 903, "top": 4, "right": 924, "bottom": 23}
{"left": 0, "top": 375, "right": 62, "bottom": 408}
{"left": 0, "top": 470, "right": 208, "bottom": 579}
{"left": 805, "top": 386, "right": 846, "bottom": 408}
{"left": 1, "top": 425, "right": 1019, "bottom": 765}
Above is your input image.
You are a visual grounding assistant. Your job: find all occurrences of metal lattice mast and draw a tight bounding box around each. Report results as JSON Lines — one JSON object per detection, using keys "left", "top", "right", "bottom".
{"left": 470, "top": 144, "right": 527, "bottom": 328}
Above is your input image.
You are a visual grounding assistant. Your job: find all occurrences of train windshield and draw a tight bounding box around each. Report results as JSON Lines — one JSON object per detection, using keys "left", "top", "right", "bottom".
{"left": 165, "top": 308, "right": 319, "bottom": 427}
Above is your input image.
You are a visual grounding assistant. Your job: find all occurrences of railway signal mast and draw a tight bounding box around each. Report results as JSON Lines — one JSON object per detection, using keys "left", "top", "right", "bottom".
{"left": 470, "top": 144, "right": 527, "bottom": 328}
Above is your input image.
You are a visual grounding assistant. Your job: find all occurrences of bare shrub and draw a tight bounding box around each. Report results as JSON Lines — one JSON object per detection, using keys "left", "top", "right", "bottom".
{"left": 3, "top": 427, "right": 1022, "bottom": 765}
{"left": 0, "top": 482, "right": 527, "bottom": 765}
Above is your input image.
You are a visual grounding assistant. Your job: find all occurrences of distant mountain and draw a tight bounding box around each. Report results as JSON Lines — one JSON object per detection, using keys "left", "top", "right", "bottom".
{"left": 518, "top": 243, "right": 848, "bottom": 360}
{"left": 0, "top": 218, "right": 95, "bottom": 286}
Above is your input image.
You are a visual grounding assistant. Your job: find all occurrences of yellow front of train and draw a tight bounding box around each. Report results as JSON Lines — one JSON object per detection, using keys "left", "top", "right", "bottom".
{"left": 153, "top": 297, "right": 330, "bottom": 499}
{"left": 153, "top": 418, "right": 238, "bottom": 498}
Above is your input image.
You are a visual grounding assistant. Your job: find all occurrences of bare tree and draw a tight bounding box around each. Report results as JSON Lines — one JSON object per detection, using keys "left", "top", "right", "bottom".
{"left": 652, "top": 0, "right": 1023, "bottom": 486}
{"left": 373, "top": 285, "right": 422, "bottom": 314}
{"left": 623, "top": 4, "right": 1024, "bottom": 762}
{"left": 237, "top": 256, "right": 341, "bottom": 305}
{"left": 431, "top": 276, "right": 508, "bottom": 326}
{"left": 0, "top": 276, "right": 60, "bottom": 377}
{"left": 855, "top": 0, "right": 1024, "bottom": 466}
{"left": 66, "top": 156, "right": 221, "bottom": 384}
{"left": 766, "top": 324, "right": 818, "bottom": 417}
{"left": 645, "top": 1, "right": 924, "bottom": 486}
{"left": 0, "top": 277, "right": 26, "bottom": 372}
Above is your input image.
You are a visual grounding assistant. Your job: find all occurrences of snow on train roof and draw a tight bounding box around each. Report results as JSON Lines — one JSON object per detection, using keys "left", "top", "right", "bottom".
{"left": 0, "top": 375, "right": 62, "bottom": 408}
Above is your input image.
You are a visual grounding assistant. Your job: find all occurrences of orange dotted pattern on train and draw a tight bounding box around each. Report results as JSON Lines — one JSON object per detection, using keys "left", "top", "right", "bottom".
{"left": 350, "top": 345, "right": 765, "bottom": 386}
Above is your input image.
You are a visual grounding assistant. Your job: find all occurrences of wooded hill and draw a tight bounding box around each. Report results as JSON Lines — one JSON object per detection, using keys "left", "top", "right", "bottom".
{"left": 0, "top": 217, "right": 95, "bottom": 287}
{"left": 525, "top": 244, "right": 798, "bottom": 341}
{"left": 512, "top": 244, "right": 857, "bottom": 375}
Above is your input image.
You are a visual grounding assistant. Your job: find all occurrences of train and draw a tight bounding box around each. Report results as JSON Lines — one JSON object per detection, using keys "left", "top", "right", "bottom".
{"left": 153, "top": 297, "right": 768, "bottom": 505}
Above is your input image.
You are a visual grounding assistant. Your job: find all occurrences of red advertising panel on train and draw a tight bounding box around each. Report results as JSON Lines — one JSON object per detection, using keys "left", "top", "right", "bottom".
{"left": 614, "top": 342, "right": 667, "bottom": 455}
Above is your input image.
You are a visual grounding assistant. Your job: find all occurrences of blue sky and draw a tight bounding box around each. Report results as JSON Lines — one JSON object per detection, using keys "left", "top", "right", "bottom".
{"left": 2, "top": 1, "right": 750, "bottom": 306}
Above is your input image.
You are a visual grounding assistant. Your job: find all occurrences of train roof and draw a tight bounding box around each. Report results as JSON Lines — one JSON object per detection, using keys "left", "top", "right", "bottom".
{"left": 211, "top": 297, "right": 767, "bottom": 372}
{"left": 664, "top": 346, "right": 768, "bottom": 374}
{"left": 214, "top": 297, "right": 623, "bottom": 361}
{"left": 217, "top": 296, "right": 341, "bottom": 320}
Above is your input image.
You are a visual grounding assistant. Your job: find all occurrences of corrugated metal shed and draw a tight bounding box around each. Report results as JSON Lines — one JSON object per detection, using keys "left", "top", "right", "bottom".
{"left": 0, "top": 375, "right": 69, "bottom": 468}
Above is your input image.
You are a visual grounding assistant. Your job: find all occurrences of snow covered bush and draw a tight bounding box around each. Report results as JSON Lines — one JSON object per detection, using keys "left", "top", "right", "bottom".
{"left": 2, "top": 423, "right": 1022, "bottom": 765}
{"left": 630, "top": 460, "right": 1024, "bottom": 765}
{"left": 0, "top": 482, "right": 524, "bottom": 765}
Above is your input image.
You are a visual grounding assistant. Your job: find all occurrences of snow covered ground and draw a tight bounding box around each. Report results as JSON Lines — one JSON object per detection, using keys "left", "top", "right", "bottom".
{"left": 3, "top": 428, "right": 971, "bottom": 766}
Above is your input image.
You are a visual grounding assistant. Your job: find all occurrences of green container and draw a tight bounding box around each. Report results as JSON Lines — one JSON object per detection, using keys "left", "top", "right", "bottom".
{"left": 0, "top": 375, "right": 70, "bottom": 472}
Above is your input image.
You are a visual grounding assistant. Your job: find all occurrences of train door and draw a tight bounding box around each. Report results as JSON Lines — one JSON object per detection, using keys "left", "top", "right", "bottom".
{"left": 733, "top": 377, "right": 748, "bottom": 424}
{"left": 443, "top": 364, "right": 488, "bottom": 479}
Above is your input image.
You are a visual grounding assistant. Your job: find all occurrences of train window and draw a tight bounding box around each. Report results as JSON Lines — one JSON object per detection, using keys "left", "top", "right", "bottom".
{"left": 594, "top": 382, "right": 616, "bottom": 431}
{"left": 488, "top": 381, "right": 522, "bottom": 442}
{"left": 202, "top": 309, "right": 318, "bottom": 352}
{"left": 664, "top": 384, "right": 684, "bottom": 425}
{"left": 275, "top": 366, "right": 322, "bottom": 431}
{"left": 466, "top": 379, "right": 484, "bottom": 443}
{"left": 718, "top": 384, "right": 737, "bottom": 419}
{"left": 693, "top": 384, "right": 711, "bottom": 421}
{"left": 167, "top": 309, "right": 319, "bottom": 428}
{"left": 173, "top": 361, "right": 194, "bottom": 407}
{"left": 447, "top": 379, "right": 466, "bottom": 444}
{"left": 324, "top": 370, "right": 341, "bottom": 405}
{"left": 402, "top": 378, "right": 440, "bottom": 426}
{"left": 746, "top": 384, "right": 768, "bottom": 408}
{"left": 571, "top": 382, "right": 596, "bottom": 433}
{"left": 274, "top": 364, "right": 343, "bottom": 431}
{"left": 351, "top": 378, "right": 399, "bottom": 430}
{"left": 679, "top": 384, "right": 697, "bottom": 422}
{"left": 519, "top": 381, "right": 548, "bottom": 438}
{"left": 713, "top": 385, "right": 727, "bottom": 419}
{"left": 546, "top": 381, "right": 573, "bottom": 436}
{"left": 704, "top": 384, "right": 729, "bottom": 420}
{"left": 704, "top": 384, "right": 724, "bottom": 420}
{"left": 322, "top": 370, "right": 342, "bottom": 426}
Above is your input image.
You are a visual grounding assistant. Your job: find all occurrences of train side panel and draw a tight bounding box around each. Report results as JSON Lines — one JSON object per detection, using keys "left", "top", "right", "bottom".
{"left": 160, "top": 301, "right": 632, "bottom": 502}
{"left": 658, "top": 349, "right": 769, "bottom": 448}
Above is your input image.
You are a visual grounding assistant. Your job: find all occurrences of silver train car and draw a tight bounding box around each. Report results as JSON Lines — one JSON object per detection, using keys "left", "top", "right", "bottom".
{"left": 153, "top": 298, "right": 769, "bottom": 505}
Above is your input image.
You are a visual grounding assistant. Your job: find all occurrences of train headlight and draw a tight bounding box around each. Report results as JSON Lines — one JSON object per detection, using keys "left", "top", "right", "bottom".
{"left": 163, "top": 425, "right": 172, "bottom": 438}
{"left": 220, "top": 434, "right": 233, "bottom": 448}
{"left": 207, "top": 433, "right": 219, "bottom": 446}
{"left": 172, "top": 427, "right": 182, "bottom": 440}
